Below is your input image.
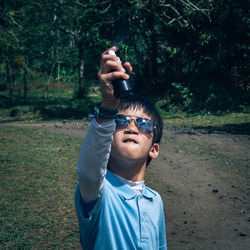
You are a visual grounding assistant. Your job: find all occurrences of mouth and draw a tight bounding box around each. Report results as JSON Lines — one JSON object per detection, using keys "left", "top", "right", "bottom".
{"left": 123, "top": 138, "right": 138, "bottom": 144}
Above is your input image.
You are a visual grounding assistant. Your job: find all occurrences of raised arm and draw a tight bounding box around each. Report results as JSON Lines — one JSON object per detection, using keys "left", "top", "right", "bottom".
{"left": 76, "top": 47, "right": 132, "bottom": 202}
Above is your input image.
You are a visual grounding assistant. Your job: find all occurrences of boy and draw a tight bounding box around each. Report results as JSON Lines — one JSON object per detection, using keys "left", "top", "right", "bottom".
{"left": 75, "top": 47, "right": 167, "bottom": 249}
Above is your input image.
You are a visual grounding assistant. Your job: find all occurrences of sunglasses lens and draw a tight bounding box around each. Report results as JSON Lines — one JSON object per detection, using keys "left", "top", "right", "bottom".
{"left": 115, "top": 115, "right": 154, "bottom": 135}
{"left": 115, "top": 115, "right": 130, "bottom": 129}
{"left": 136, "top": 118, "right": 154, "bottom": 134}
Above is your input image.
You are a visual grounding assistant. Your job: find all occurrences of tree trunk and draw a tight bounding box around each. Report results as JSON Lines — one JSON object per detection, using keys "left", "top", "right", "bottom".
{"left": 57, "top": 29, "right": 60, "bottom": 86}
{"left": 4, "top": 49, "right": 14, "bottom": 96}
{"left": 133, "top": 34, "right": 145, "bottom": 84}
{"left": 57, "top": 62, "right": 60, "bottom": 85}
{"left": 77, "top": 41, "right": 85, "bottom": 99}
{"left": 174, "top": 52, "right": 182, "bottom": 82}
{"left": 23, "top": 56, "right": 28, "bottom": 100}
{"left": 148, "top": 35, "right": 158, "bottom": 85}
{"left": 43, "top": 61, "right": 56, "bottom": 99}
{"left": 144, "top": 10, "right": 158, "bottom": 88}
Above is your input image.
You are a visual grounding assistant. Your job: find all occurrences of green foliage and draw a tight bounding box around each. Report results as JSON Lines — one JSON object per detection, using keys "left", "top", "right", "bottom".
{"left": 170, "top": 82, "right": 193, "bottom": 110}
{"left": 0, "top": 0, "right": 249, "bottom": 114}
{"left": 155, "top": 98, "right": 169, "bottom": 119}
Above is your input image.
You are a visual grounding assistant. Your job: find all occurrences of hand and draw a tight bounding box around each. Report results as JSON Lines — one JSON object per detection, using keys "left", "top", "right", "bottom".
{"left": 98, "top": 46, "right": 132, "bottom": 109}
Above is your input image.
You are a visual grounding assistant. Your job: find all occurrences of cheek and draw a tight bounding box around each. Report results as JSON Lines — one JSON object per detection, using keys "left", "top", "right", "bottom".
{"left": 144, "top": 142, "right": 153, "bottom": 154}
{"left": 111, "top": 138, "right": 118, "bottom": 151}
{"left": 143, "top": 135, "right": 153, "bottom": 147}
{"left": 112, "top": 131, "right": 120, "bottom": 143}
{"left": 111, "top": 132, "right": 122, "bottom": 149}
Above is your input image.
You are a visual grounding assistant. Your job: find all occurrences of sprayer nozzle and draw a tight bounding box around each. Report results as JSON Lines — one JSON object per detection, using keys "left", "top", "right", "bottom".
{"left": 108, "top": 50, "right": 116, "bottom": 56}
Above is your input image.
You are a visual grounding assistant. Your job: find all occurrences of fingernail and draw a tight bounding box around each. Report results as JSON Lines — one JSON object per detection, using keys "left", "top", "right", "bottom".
{"left": 124, "top": 74, "right": 129, "bottom": 79}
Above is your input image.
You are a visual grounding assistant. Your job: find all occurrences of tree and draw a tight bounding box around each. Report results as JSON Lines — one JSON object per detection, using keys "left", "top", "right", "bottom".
{"left": 51, "top": 0, "right": 113, "bottom": 99}
{"left": 0, "top": 0, "right": 248, "bottom": 112}
{"left": 0, "top": 0, "right": 23, "bottom": 95}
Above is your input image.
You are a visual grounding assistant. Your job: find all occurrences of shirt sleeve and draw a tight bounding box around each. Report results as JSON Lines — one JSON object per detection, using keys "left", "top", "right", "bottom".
{"left": 76, "top": 119, "right": 115, "bottom": 203}
{"left": 75, "top": 183, "right": 104, "bottom": 248}
{"left": 159, "top": 199, "right": 167, "bottom": 249}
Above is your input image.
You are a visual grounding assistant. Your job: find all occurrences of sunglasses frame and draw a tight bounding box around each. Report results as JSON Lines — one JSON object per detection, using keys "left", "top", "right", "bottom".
{"left": 115, "top": 114, "right": 155, "bottom": 135}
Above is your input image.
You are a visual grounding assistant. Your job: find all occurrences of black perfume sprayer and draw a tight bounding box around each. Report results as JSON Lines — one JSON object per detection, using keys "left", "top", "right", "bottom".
{"left": 108, "top": 50, "right": 133, "bottom": 99}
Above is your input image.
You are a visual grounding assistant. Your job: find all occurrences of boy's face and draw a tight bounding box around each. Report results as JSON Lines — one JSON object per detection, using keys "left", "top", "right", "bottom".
{"left": 110, "top": 107, "right": 159, "bottom": 164}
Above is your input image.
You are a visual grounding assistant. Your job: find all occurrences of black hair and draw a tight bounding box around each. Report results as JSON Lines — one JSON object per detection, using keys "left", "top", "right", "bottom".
{"left": 118, "top": 94, "right": 163, "bottom": 166}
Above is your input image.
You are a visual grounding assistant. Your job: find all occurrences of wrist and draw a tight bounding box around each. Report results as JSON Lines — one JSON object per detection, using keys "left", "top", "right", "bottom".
{"left": 97, "top": 106, "right": 118, "bottom": 119}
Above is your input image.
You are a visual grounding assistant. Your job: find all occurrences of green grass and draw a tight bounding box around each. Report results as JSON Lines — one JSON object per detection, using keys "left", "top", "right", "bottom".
{"left": 0, "top": 124, "right": 174, "bottom": 248}
{"left": 165, "top": 112, "right": 250, "bottom": 127}
{"left": 164, "top": 112, "right": 250, "bottom": 134}
{"left": 0, "top": 126, "right": 82, "bottom": 249}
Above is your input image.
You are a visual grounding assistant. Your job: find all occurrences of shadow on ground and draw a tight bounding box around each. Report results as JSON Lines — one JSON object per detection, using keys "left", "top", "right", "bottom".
{"left": 193, "top": 122, "right": 250, "bottom": 135}
{"left": 0, "top": 95, "right": 97, "bottom": 120}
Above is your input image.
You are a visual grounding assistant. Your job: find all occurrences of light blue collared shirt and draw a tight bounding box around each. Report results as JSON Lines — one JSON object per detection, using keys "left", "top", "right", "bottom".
{"left": 75, "top": 170, "right": 167, "bottom": 250}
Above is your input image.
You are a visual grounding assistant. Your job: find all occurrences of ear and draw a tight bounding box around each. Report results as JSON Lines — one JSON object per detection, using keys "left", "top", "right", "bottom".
{"left": 148, "top": 143, "right": 159, "bottom": 159}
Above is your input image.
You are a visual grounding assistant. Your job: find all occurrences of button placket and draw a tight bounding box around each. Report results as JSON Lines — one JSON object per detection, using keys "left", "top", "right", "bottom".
{"left": 137, "top": 195, "right": 149, "bottom": 241}
{"left": 139, "top": 196, "right": 151, "bottom": 241}
{"left": 137, "top": 195, "right": 143, "bottom": 240}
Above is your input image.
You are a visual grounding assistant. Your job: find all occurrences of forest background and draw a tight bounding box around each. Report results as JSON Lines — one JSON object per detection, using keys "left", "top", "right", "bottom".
{"left": 1, "top": 1, "right": 249, "bottom": 248}
{"left": 0, "top": 0, "right": 249, "bottom": 121}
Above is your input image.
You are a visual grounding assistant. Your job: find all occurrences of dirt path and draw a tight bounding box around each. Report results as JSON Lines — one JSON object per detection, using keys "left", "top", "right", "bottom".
{"left": 152, "top": 126, "right": 250, "bottom": 250}
{"left": 3, "top": 121, "right": 250, "bottom": 250}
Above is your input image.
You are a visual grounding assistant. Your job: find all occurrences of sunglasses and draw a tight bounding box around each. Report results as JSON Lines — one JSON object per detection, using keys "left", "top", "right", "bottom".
{"left": 115, "top": 114, "right": 155, "bottom": 135}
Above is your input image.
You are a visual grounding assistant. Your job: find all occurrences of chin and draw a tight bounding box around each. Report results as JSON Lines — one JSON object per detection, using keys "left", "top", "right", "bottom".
{"left": 120, "top": 151, "right": 139, "bottom": 160}
{"left": 111, "top": 140, "right": 146, "bottom": 162}
{"left": 111, "top": 148, "right": 139, "bottom": 161}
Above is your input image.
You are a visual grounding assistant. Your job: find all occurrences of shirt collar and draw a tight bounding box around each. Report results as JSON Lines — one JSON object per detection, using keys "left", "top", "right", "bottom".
{"left": 141, "top": 185, "right": 156, "bottom": 199}
{"left": 106, "top": 170, "right": 156, "bottom": 200}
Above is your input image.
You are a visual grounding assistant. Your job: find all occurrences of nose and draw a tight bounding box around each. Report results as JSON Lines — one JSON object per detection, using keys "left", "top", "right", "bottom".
{"left": 125, "top": 118, "right": 139, "bottom": 134}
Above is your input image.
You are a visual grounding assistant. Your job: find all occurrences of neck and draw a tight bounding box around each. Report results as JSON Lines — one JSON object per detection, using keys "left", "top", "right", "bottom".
{"left": 108, "top": 157, "right": 146, "bottom": 182}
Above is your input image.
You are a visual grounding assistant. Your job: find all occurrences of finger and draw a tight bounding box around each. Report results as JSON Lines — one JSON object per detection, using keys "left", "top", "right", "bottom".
{"left": 123, "top": 62, "right": 133, "bottom": 74}
{"left": 101, "top": 60, "right": 125, "bottom": 74}
{"left": 101, "top": 54, "right": 121, "bottom": 67}
{"left": 100, "top": 53, "right": 120, "bottom": 69}
{"left": 100, "top": 47, "right": 119, "bottom": 68}
{"left": 100, "top": 71, "right": 129, "bottom": 83}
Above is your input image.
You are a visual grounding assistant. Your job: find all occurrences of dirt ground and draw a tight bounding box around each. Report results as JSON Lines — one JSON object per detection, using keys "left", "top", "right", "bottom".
{"left": 3, "top": 120, "right": 250, "bottom": 250}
